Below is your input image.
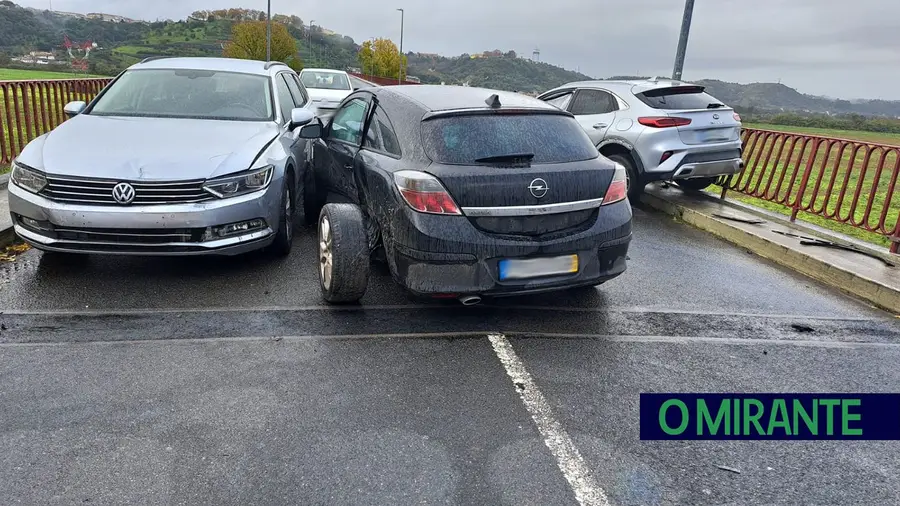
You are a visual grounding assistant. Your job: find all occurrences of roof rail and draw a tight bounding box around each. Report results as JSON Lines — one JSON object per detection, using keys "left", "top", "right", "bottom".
{"left": 264, "top": 61, "right": 290, "bottom": 70}
{"left": 140, "top": 56, "right": 170, "bottom": 64}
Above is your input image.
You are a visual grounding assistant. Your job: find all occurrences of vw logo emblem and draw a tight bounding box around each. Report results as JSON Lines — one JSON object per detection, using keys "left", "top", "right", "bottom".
{"left": 712, "top": 113, "right": 720, "bottom": 120}
{"left": 528, "top": 178, "right": 548, "bottom": 199}
{"left": 112, "top": 182, "right": 135, "bottom": 204}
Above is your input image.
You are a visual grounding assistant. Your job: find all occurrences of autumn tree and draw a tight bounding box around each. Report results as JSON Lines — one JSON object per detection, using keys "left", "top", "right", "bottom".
{"left": 223, "top": 21, "right": 303, "bottom": 72}
{"left": 357, "top": 38, "right": 407, "bottom": 80}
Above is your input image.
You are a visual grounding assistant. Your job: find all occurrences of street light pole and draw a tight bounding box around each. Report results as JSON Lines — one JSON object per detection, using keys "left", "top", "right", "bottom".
{"left": 397, "top": 8, "right": 404, "bottom": 84}
{"left": 265, "top": 0, "right": 271, "bottom": 61}
{"left": 671, "top": 0, "right": 694, "bottom": 81}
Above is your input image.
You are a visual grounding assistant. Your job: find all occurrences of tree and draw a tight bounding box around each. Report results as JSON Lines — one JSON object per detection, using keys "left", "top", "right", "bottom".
{"left": 357, "top": 38, "right": 407, "bottom": 79}
{"left": 223, "top": 21, "right": 303, "bottom": 71}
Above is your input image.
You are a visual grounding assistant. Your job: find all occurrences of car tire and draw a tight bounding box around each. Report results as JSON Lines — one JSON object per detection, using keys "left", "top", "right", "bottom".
{"left": 606, "top": 154, "right": 642, "bottom": 200}
{"left": 302, "top": 164, "right": 323, "bottom": 227}
{"left": 676, "top": 177, "right": 718, "bottom": 192}
{"left": 318, "top": 203, "right": 369, "bottom": 304}
{"left": 268, "top": 175, "right": 294, "bottom": 257}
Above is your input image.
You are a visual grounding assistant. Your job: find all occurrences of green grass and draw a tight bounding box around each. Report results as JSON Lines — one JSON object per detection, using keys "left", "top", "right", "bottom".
{"left": 0, "top": 68, "right": 105, "bottom": 80}
{"left": 722, "top": 124, "right": 900, "bottom": 249}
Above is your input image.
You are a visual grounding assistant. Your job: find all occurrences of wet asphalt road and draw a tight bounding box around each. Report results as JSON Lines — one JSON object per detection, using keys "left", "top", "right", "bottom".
{"left": 1, "top": 205, "right": 898, "bottom": 505}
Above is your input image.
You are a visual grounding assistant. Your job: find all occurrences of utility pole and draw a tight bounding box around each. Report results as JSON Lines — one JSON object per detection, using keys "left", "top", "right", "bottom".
{"left": 265, "top": 0, "right": 271, "bottom": 61}
{"left": 309, "top": 20, "right": 315, "bottom": 65}
{"left": 397, "top": 8, "right": 404, "bottom": 84}
{"left": 671, "top": 0, "right": 694, "bottom": 81}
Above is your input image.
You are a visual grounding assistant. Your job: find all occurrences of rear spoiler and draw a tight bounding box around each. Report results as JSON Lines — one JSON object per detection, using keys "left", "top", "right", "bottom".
{"left": 421, "top": 107, "right": 572, "bottom": 121}
{"left": 639, "top": 85, "right": 706, "bottom": 97}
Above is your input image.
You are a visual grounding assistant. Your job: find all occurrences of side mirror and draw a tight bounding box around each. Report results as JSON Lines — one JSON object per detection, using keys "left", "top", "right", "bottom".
{"left": 298, "top": 121, "right": 323, "bottom": 139}
{"left": 289, "top": 108, "right": 315, "bottom": 130}
{"left": 64, "top": 101, "right": 87, "bottom": 117}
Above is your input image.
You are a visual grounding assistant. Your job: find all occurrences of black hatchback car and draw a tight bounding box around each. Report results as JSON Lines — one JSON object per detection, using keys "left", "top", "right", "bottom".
{"left": 298, "top": 85, "right": 632, "bottom": 304}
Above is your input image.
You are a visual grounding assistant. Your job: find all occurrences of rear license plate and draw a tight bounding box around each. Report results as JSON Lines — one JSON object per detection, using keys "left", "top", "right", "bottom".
{"left": 498, "top": 254, "right": 579, "bottom": 280}
{"left": 698, "top": 129, "right": 729, "bottom": 142}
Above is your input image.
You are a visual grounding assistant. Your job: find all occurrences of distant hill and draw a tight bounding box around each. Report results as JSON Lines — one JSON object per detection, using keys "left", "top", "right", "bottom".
{"left": 1, "top": 0, "right": 899, "bottom": 118}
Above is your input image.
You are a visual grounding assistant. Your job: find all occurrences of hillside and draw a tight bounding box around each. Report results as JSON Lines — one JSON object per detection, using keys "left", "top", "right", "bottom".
{"left": 1, "top": 0, "right": 899, "bottom": 117}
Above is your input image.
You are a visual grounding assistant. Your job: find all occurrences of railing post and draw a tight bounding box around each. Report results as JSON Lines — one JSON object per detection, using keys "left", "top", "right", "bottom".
{"left": 791, "top": 137, "right": 819, "bottom": 222}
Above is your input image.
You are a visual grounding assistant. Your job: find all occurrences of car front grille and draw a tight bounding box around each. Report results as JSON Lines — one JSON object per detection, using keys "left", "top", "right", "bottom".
{"left": 52, "top": 226, "right": 205, "bottom": 244}
{"left": 39, "top": 175, "right": 216, "bottom": 205}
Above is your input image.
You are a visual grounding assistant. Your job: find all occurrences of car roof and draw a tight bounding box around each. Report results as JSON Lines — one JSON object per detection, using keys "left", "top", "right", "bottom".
{"left": 300, "top": 68, "right": 348, "bottom": 74}
{"left": 129, "top": 57, "right": 284, "bottom": 76}
{"left": 373, "top": 85, "right": 561, "bottom": 114}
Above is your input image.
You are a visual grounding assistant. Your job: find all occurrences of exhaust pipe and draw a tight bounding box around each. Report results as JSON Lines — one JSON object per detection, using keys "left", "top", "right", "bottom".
{"left": 459, "top": 295, "right": 482, "bottom": 306}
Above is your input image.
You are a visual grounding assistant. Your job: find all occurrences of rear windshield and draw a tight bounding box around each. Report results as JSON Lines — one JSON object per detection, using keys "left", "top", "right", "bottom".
{"left": 635, "top": 86, "right": 724, "bottom": 110}
{"left": 421, "top": 113, "right": 598, "bottom": 165}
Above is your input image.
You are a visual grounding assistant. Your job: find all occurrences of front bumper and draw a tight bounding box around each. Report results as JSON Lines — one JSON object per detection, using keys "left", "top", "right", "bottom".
{"left": 7, "top": 182, "right": 281, "bottom": 255}
{"left": 387, "top": 200, "right": 632, "bottom": 297}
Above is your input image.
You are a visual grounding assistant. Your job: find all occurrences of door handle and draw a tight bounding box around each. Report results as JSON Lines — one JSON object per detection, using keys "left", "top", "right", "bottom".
{"left": 593, "top": 123, "right": 607, "bottom": 129}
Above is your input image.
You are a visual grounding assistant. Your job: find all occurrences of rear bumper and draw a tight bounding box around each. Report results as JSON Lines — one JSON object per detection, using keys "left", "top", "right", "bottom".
{"left": 386, "top": 200, "right": 632, "bottom": 297}
{"left": 671, "top": 157, "right": 744, "bottom": 180}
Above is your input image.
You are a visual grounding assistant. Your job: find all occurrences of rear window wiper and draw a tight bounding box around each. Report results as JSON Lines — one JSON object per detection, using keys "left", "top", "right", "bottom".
{"left": 707, "top": 103, "right": 726, "bottom": 109}
{"left": 474, "top": 153, "right": 535, "bottom": 164}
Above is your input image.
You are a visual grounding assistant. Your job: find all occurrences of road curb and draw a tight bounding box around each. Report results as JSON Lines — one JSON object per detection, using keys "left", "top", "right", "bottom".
{"left": 639, "top": 190, "right": 900, "bottom": 315}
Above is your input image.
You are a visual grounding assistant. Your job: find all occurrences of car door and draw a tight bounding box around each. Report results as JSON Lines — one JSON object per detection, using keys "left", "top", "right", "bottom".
{"left": 312, "top": 94, "right": 372, "bottom": 203}
{"left": 568, "top": 88, "right": 619, "bottom": 145}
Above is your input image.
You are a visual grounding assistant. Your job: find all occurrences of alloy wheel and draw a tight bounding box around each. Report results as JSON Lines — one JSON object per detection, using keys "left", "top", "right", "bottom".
{"left": 319, "top": 215, "right": 333, "bottom": 290}
{"left": 284, "top": 187, "right": 293, "bottom": 242}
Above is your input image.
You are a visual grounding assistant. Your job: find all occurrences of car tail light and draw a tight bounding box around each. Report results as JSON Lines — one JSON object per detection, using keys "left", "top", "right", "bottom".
{"left": 660, "top": 151, "right": 674, "bottom": 164}
{"left": 602, "top": 163, "right": 628, "bottom": 205}
{"left": 638, "top": 116, "right": 691, "bottom": 128}
{"left": 733, "top": 112, "right": 742, "bottom": 122}
{"left": 393, "top": 170, "right": 461, "bottom": 215}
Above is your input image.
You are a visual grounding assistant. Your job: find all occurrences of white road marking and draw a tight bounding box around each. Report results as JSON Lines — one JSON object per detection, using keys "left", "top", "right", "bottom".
{"left": 488, "top": 333, "right": 610, "bottom": 506}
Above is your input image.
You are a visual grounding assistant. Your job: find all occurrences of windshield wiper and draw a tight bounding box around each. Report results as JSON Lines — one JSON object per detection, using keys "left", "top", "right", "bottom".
{"left": 474, "top": 153, "right": 535, "bottom": 164}
{"left": 707, "top": 103, "right": 726, "bottom": 109}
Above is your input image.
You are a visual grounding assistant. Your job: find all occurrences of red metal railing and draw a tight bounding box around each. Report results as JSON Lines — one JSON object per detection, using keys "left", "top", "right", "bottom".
{"left": 719, "top": 128, "right": 900, "bottom": 252}
{"left": 0, "top": 78, "right": 113, "bottom": 166}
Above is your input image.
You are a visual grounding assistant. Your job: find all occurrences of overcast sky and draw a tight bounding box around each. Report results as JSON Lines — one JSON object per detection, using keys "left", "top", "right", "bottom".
{"left": 17, "top": 0, "right": 900, "bottom": 100}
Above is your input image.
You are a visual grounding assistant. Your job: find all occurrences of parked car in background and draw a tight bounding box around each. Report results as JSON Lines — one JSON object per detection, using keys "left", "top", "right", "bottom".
{"left": 299, "top": 85, "right": 632, "bottom": 304}
{"left": 538, "top": 78, "right": 744, "bottom": 198}
{"left": 298, "top": 68, "right": 355, "bottom": 121}
{"left": 8, "top": 57, "right": 318, "bottom": 256}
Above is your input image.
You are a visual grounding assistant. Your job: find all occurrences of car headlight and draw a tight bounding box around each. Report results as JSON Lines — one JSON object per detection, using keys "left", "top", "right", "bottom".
{"left": 10, "top": 160, "right": 47, "bottom": 194}
{"left": 203, "top": 166, "right": 273, "bottom": 198}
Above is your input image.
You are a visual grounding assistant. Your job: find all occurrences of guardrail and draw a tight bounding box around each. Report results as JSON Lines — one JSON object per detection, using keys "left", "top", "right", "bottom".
{"left": 718, "top": 128, "right": 900, "bottom": 253}
{"left": 0, "top": 78, "right": 113, "bottom": 165}
{"left": 348, "top": 72, "right": 420, "bottom": 86}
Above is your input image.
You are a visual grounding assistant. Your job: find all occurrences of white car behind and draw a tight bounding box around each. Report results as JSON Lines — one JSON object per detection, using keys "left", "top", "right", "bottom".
{"left": 298, "top": 68, "right": 354, "bottom": 120}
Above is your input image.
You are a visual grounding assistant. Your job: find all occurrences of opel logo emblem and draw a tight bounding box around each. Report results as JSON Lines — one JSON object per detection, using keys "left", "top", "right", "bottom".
{"left": 712, "top": 113, "right": 720, "bottom": 120}
{"left": 112, "top": 182, "right": 135, "bottom": 204}
{"left": 528, "top": 178, "right": 548, "bottom": 199}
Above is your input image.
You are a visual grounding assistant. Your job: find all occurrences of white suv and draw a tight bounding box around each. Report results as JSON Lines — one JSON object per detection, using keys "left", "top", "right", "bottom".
{"left": 538, "top": 78, "right": 744, "bottom": 198}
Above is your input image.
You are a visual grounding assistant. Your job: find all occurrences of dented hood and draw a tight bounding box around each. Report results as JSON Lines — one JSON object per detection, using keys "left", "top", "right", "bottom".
{"left": 35, "top": 114, "right": 279, "bottom": 181}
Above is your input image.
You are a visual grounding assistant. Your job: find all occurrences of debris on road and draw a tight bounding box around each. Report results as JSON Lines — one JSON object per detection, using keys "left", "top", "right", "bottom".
{"left": 712, "top": 213, "right": 765, "bottom": 225}
{"left": 717, "top": 465, "right": 741, "bottom": 474}
{"left": 0, "top": 243, "right": 30, "bottom": 262}
{"left": 791, "top": 324, "right": 815, "bottom": 333}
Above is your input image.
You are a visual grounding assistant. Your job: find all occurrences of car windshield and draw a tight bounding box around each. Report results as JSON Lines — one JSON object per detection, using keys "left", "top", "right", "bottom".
{"left": 300, "top": 71, "right": 352, "bottom": 91}
{"left": 421, "top": 113, "right": 599, "bottom": 165}
{"left": 88, "top": 69, "right": 274, "bottom": 121}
